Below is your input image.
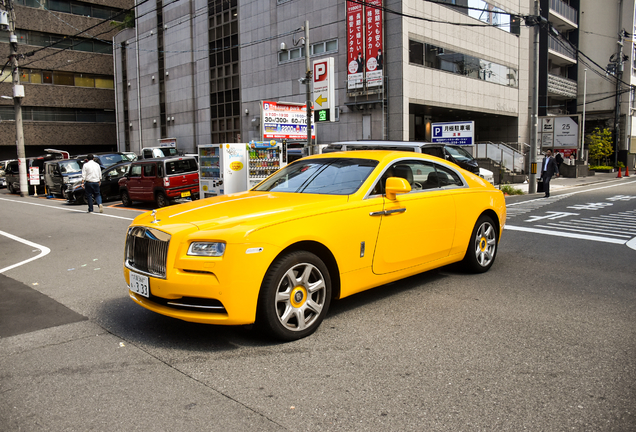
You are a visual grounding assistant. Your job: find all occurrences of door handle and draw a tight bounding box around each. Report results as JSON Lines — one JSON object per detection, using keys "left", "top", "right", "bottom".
{"left": 369, "top": 208, "right": 406, "bottom": 216}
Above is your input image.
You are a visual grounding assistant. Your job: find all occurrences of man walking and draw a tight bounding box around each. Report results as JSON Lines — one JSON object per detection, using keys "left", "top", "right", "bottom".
{"left": 81, "top": 154, "right": 103, "bottom": 213}
{"left": 540, "top": 149, "right": 559, "bottom": 198}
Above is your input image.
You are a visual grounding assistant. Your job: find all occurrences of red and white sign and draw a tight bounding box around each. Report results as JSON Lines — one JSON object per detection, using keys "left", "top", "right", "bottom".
{"left": 365, "top": 0, "right": 383, "bottom": 87}
{"left": 262, "top": 101, "right": 315, "bottom": 140}
{"left": 347, "top": 1, "right": 364, "bottom": 89}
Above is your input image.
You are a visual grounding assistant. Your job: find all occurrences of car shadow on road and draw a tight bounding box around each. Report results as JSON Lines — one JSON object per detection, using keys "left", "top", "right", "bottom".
{"left": 95, "top": 264, "right": 463, "bottom": 349}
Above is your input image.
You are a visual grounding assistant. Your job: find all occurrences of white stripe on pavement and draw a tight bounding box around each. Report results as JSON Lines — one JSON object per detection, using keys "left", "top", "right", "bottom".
{"left": 0, "top": 197, "right": 135, "bottom": 221}
{"left": 504, "top": 224, "right": 628, "bottom": 245}
{"left": 0, "top": 230, "right": 51, "bottom": 273}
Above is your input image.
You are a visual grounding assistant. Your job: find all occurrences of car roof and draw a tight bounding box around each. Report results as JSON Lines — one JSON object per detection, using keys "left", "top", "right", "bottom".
{"left": 132, "top": 156, "right": 196, "bottom": 162}
{"left": 303, "top": 150, "right": 443, "bottom": 164}
{"left": 331, "top": 141, "right": 432, "bottom": 148}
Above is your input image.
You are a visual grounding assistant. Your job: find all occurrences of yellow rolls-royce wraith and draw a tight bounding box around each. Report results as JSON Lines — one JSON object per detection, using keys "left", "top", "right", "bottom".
{"left": 124, "top": 151, "right": 506, "bottom": 340}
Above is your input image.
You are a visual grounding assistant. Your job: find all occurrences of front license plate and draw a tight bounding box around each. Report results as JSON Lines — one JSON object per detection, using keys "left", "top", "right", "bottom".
{"left": 181, "top": 191, "right": 191, "bottom": 198}
{"left": 129, "top": 271, "right": 150, "bottom": 298}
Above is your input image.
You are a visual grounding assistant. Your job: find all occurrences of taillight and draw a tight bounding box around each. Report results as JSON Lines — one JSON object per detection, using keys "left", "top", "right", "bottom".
{"left": 163, "top": 177, "right": 170, "bottom": 187}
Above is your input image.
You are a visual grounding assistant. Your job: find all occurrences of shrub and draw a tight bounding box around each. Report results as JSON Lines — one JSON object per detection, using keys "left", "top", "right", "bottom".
{"left": 500, "top": 184, "right": 524, "bottom": 195}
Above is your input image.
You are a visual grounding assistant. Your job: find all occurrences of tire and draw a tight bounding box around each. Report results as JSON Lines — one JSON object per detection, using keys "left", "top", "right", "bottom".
{"left": 7, "top": 183, "right": 14, "bottom": 194}
{"left": 155, "top": 192, "right": 169, "bottom": 208}
{"left": 463, "top": 215, "right": 498, "bottom": 273}
{"left": 121, "top": 190, "right": 132, "bottom": 207}
{"left": 75, "top": 193, "right": 85, "bottom": 205}
{"left": 256, "top": 251, "right": 332, "bottom": 341}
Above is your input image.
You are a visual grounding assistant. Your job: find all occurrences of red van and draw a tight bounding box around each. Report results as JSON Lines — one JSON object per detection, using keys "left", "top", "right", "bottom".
{"left": 119, "top": 156, "right": 199, "bottom": 207}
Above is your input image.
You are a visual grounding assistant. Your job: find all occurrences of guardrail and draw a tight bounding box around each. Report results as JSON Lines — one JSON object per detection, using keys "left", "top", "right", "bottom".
{"left": 550, "top": 0, "right": 578, "bottom": 25}
{"left": 472, "top": 142, "right": 526, "bottom": 173}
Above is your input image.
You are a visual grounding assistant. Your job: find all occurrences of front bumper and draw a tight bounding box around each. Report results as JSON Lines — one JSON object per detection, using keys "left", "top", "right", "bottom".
{"left": 124, "top": 240, "right": 280, "bottom": 325}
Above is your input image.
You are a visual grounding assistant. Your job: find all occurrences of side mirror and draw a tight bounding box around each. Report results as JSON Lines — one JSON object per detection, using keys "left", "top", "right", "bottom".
{"left": 385, "top": 177, "right": 411, "bottom": 200}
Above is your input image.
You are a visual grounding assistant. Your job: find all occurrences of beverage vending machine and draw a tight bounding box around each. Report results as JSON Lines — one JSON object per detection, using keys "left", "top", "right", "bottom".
{"left": 197, "top": 143, "right": 248, "bottom": 198}
{"left": 247, "top": 140, "right": 286, "bottom": 188}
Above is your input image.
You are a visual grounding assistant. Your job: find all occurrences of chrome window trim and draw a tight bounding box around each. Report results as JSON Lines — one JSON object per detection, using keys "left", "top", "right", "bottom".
{"left": 363, "top": 156, "right": 468, "bottom": 200}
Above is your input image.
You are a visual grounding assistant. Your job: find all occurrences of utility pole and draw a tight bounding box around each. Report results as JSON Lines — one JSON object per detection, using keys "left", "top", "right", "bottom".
{"left": 6, "top": 0, "right": 27, "bottom": 197}
{"left": 529, "top": 0, "right": 540, "bottom": 194}
{"left": 613, "top": 0, "right": 624, "bottom": 168}
{"left": 303, "top": 20, "right": 312, "bottom": 152}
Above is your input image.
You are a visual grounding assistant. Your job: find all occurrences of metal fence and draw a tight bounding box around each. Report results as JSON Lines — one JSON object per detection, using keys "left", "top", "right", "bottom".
{"left": 472, "top": 142, "right": 527, "bottom": 173}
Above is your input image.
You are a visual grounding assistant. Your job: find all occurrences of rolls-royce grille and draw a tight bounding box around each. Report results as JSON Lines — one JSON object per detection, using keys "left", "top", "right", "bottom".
{"left": 125, "top": 226, "right": 171, "bottom": 278}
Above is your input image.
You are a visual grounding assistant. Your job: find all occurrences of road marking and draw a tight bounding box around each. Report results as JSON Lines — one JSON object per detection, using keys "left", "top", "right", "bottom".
{"left": 505, "top": 224, "right": 628, "bottom": 245}
{"left": 0, "top": 197, "right": 135, "bottom": 221}
{"left": 0, "top": 230, "right": 51, "bottom": 273}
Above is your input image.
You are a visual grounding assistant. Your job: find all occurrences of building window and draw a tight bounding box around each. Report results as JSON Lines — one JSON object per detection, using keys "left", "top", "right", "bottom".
{"left": 15, "top": 0, "right": 124, "bottom": 20}
{"left": 409, "top": 41, "right": 518, "bottom": 88}
{"left": 209, "top": 0, "right": 240, "bottom": 144}
{"left": 17, "top": 68, "right": 114, "bottom": 88}
{"left": 0, "top": 106, "right": 115, "bottom": 122}
{"left": 440, "top": 0, "right": 515, "bottom": 34}
{"left": 278, "top": 39, "right": 338, "bottom": 64}
{"left": 3, "top": 29, "right": 113, "bottom": 54}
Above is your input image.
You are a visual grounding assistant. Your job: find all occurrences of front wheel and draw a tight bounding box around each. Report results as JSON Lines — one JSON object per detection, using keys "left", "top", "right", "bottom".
{"left": 155, "top": 192, "right": 169, "bottom": 208}
{"left": 120, "top": 190, "right": 132, "bottom": 207}
{"left": 257, "top": 251, "right": 332, "bottom": 341}
{"left": 463, "top": 215, "right": 498, "bottom": 273}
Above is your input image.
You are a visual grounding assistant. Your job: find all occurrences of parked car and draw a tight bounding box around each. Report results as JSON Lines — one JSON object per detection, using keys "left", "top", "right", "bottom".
{"left": 124, "top": 151, "right": 506, "bottom": 341}
{"left": 322, "top": 141, "right": 481, "bottom": 176}
{"left": 0, "top": 159, "right": 13, "bottom": 188}
{"left": 74, "top": 152, "right": 134, "bottom": 170}
{"left": 64, "top": 161, "right": 132, "bottom": 204}
{"left": 6, "top": 155, "right": 61, "bottom": 195}
{"left": 119, "top": 156, "right": 199, "bottom": 207}
{"left": 43, "top": 159, "right": 83, "bottom": 197}
{"left": 141, "top": 146, "right": 178, "bottom": 159}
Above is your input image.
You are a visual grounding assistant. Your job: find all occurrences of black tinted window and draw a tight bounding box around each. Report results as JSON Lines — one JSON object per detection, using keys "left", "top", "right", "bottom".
{"left": 165, "top": 159, "right": 198, "bottom": 175}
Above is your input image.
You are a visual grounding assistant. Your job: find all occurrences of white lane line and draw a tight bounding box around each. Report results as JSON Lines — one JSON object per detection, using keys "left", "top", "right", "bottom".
{"left": 506, "top": 179, "right": 636, "bottom": 207}
{"left": 504, "top": 224, "right": 628, "bottom": 245}
{"left": 0, "top": 197, "right": 135, "bottom": 221}
{"left": 534, "top": 224, "right": 633, "bottom": 238}
{"left": 0, "top": 230, "right": 51, "bottom": 273}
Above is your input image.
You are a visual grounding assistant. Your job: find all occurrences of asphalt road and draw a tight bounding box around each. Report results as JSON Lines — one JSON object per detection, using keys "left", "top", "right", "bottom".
{"left": 0, "top": 180, "right": 635, "bottom": 431}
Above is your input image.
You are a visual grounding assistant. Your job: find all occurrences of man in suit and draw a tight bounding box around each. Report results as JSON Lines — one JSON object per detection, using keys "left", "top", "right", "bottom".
{"left": 540, "top": 149, "right": 559, "bottom": 198}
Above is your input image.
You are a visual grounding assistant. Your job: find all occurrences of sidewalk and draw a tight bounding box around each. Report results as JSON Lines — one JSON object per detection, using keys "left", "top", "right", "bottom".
{"left": 502, "top": 171, "right": 630, "bottom": 195}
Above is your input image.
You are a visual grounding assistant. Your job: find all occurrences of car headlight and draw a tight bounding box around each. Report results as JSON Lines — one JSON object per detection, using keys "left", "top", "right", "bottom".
{"left": 187, "top": 242, "right": 226, "bottom": 257}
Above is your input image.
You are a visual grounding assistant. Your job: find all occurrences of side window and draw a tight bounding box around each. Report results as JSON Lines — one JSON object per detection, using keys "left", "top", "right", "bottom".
{"left": 433, "top": 165, "right": 464, "bottom": 188}
{"left": 371, "top": 160, "right": 436, "bottom": 195}
{"left": 143, "top": 150, "right": 152, "bottom": 158}
{"left": 421, "top": 147, "right": 445, "bottom": 159}
{"left": 143, "top": 164, "right": 156, "bottom": 177}
{"left": 130, "top": 165, "right": 142, "bottom": 177}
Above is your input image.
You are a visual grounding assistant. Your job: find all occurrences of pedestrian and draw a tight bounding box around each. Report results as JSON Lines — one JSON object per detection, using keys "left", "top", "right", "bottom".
{"left": 540, "top": 149, "right": 559, "bottom": 198}
{"left": 81, "top": 154, "right": 103, "bottom": 213}
{"left": 555, "top": 150, "right": 563, "bottom": 170}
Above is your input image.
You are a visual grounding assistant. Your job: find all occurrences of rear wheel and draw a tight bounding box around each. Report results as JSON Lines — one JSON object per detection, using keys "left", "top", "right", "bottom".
{"left": 7, "top": 183, "right": 14, "bottom": 194}
{"left": 155, "top": 192, "right": 169, "bottom": 208}
{"left": 257, "top": 251, "right": 332, "bottom": 341}
{"left": 463, "top": 215, "right": 498, "bottom": 273}
{"left": 120, "top": 190, "right": 132, "bottom": 207}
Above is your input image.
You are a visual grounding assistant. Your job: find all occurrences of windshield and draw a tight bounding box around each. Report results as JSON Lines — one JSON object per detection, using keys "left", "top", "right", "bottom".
{"left": 98, "top": 154, "right": 128, "bottom": 167}
{"left": 59, "top": 160, "right": 81, "bottom": 174}
{"left": 254, "top": 158, "right": 378, "bottom": 195}
{"left": 445, "top": 146, "right": 474, "bottom": 162}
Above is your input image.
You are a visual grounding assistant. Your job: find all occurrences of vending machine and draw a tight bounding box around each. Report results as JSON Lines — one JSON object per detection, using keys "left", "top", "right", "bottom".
{"left": 198, "top": 143, "right": 248, "bottom": 198}
{"left": 247, "top": 140, "right": 286, "bottom": 188}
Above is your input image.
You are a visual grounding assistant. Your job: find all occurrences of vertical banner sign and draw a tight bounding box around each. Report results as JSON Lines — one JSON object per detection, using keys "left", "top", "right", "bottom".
{"left": 347, "top": 1, "right": 364, "bottom": 89}
{"left": 365, "top": 0, "right": 383, "bottom": 87}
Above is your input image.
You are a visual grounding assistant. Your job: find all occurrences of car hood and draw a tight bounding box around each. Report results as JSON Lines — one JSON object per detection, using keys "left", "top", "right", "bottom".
{"left": 132, "top": 191, "right": 349, "bottom": 237}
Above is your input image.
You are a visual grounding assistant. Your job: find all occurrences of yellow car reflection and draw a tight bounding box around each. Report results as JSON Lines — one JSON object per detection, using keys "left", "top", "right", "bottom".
{"left": 124, "top": 151, "right": 506, "bottom": 340}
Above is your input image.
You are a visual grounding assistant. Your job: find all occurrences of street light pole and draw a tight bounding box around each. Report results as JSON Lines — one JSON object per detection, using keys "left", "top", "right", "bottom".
{"left": 7, "top": 0, "right": 27, "bottom": 197}
{"left": 529, "top": 0, "right": 540, "bottom": 194}
{"left": 304, "top": 20, "right": 312, "bottom": 152}
{"left": 581, "top": 69, "right": 587, "bottom": 162}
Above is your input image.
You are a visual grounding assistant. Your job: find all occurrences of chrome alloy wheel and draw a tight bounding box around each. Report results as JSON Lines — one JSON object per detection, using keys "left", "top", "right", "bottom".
{"left": 274, "top": 262, "right": 327, "bottom": 332}
{"left": 474, "top": 221, "right": 496, "bottom": 268}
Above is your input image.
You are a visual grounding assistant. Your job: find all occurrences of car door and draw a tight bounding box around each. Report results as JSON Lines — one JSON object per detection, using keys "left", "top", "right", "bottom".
{"left": 127, "top": 164, "right": 143, "bottom": 199}
{"left": 372, "top": 160, "right": 459, "bottom": 275}
{"left": 139, "top": 163, "right": 157, "bottom": 201}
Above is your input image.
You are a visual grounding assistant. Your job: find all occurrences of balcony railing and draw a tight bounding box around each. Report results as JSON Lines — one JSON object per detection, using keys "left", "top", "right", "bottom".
{"left": 548, "top": 73, "right": 577, "bottom": 99}
{"left": 549, "top": 35, "right": 577, "bottom": 61}
{"left": 550, "top": 0, "right": 578, "bottom": 25}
